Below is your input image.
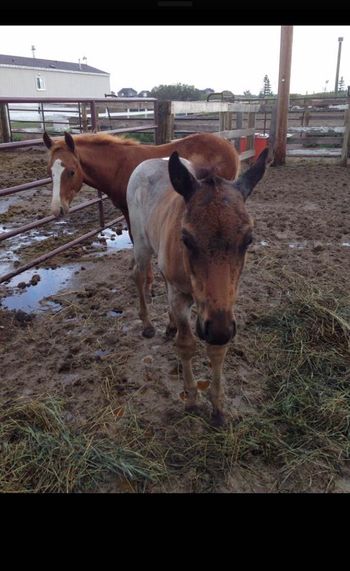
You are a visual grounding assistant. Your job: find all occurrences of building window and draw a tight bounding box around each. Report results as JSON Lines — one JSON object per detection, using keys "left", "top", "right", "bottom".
{"left": 35, "top": 76, "right": 46, "bottom": 91}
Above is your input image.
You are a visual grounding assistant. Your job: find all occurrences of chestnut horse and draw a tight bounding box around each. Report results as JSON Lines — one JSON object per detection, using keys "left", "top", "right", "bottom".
{"left": 43, "top": 131, "right": 240, "bottom": 230}
{"left": 126, "top": 148, "right": 269, "bottom": 426}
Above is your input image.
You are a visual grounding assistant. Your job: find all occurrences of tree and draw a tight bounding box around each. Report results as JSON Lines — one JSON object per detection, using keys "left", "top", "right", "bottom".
{"left": 151, "top": 83, "right": 202, "bottom": 101}
{"left": 259, "top": 75, "right": 273, "bottom": 97}
{"left": 338, "top": 76, "right": 345, "bottom": 92}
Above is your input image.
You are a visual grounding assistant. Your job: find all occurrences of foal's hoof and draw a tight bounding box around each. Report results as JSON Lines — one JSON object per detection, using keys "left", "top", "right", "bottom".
{"left": 185, "top": 403, "right": 200, "bottom": 415}
{"left": 211, "top": 411, "right": 225, "bottom": 428}
{"left": 142, "top": 325, "right": 156, "bottom": 338}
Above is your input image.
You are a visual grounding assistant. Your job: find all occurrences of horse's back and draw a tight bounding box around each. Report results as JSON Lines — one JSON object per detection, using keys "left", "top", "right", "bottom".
{"left": 174, "top": 133, "right": 240, "bottom": 180}
{"left": 127, "top": 156, "right": 194, "bottom": 212}
{"left": 127, "top": 158, "right": 170, "bottom": 213}
{"left": 127, "top": 158, "right": 171, "bottom": 256}
{"left": 127, "top": 157, "right": 191, "bottom": 262}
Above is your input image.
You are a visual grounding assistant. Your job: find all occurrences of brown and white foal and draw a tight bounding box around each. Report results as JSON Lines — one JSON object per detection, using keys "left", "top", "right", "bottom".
{"left": 127, "top": 149, "right": 269, "bottom": 425}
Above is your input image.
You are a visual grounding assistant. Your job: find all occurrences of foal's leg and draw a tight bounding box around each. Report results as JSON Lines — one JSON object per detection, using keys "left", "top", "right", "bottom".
{"left": 133, "top": 249, "right": 155, "bottom": 338}
{"left": 167, "top": 285, "right": 198, "bottom": 410}
{"left": 165, "top": 309, "right": 177, "bottom": 339}
{"left": 206, "top": 344, "right": 228, "bottom": 426}
{"left": 145, "top": 262, "right": 154, "bottom": 301}
{"left": 162, "top": 278, "right": 177, "bottom": 339}
{"left": 123, "top": 210, "right": 153, "bottom": 291}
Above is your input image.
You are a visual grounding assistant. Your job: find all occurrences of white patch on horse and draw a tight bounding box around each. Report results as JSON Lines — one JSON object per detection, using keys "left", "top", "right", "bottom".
{"left": 51, "top": 159, "right": 64, "bottom": 215}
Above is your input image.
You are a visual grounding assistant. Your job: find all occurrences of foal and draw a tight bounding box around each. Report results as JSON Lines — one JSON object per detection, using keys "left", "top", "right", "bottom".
{"left": 127, "top": 149, "right": 269, "bottom": 425}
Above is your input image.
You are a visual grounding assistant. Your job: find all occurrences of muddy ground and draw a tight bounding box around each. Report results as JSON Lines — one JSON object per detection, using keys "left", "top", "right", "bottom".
{"left": 0, "top": 146, "right": 350, "bottom": 493}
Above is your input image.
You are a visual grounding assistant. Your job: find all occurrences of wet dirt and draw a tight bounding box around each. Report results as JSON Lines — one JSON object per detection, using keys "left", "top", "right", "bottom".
{"left": 0, "top": 147, "right": 350, "bottom": 493}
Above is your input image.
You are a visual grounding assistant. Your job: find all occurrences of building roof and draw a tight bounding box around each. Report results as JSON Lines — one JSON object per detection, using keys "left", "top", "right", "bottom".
{"left": 118, "top": 88, "right": 138, "bottom": 96}
{"left": 0, "top": 54, "right": 109, "bottom": 75}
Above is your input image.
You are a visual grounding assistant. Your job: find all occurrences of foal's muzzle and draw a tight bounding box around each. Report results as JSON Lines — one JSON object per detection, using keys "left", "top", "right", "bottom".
{"left": 196, "top": 313, "right": 236, "bottom": 346}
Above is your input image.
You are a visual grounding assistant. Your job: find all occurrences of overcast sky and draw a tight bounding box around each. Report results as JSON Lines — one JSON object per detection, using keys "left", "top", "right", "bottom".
{"left": 0, "top": 25, "right": 349, "bottom": 95}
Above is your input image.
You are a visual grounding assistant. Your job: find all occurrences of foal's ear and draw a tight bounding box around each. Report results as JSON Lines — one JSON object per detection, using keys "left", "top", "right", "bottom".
{"left": 233, "top": 147, "right": 270, "bottom": 200}
{"left": 43, "top": 131, "right": 53, "bottom": 149}
{"left": 64, "top": 131, "right": 75, "bottom": 153}
{"left": 168, "top": 151, "right": 198, "bottom": 202}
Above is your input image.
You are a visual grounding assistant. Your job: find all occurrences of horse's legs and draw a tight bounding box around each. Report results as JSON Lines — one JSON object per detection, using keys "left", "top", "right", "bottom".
{"left": 162, "top": 278, "right": 177, "bottom": 338}
{"left": 206, "top": 344, "right": 228, "bottom": 426}
{"left": 124, "top": 208, "right": 154, "bottom": 298}
{"left": 133, "top": 248, "right": 155, "bottom": 338}
{"left": 165, "top": 309, "right": 177, "bottom": 339}
{"left": 167, "top": 285, "right": 198, "bottom": 410}
{"left": 145, "top": 263, "right": 154, "bottom": 300}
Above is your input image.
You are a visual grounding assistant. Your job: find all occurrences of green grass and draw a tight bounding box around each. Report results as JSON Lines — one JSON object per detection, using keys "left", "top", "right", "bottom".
{"left": 0, "top": 396, "right": 163, "bottom": 493}
{"left": 240, "top": 274, "right": 350, "bottom": 489}
{"left": 111, "top": 275, "right": 350, "bottom": 492}
{"left": 1, "top": 274, "right": 349, "bottom": 492}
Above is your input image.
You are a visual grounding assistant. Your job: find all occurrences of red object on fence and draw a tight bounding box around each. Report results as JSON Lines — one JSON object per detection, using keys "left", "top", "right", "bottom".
{"left": 240, "top": 134, "right": 269, "bottom": 159}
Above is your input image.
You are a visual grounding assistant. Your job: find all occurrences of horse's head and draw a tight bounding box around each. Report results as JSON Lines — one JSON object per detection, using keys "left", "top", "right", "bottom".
{"left": 168, "top": 148, "right": 269, "bottom": 346}
{"left": 43, "top": 131, "right": 84, "bottom": 217}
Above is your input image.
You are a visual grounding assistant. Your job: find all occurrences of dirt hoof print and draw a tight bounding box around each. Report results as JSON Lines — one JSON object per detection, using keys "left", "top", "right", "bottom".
{"left": 142, "top": 326, "right": 156, "bottom": 338}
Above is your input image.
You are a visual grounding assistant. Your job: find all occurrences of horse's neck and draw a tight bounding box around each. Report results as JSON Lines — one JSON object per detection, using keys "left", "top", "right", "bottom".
{"left": 75, "top": 139, "right": 177, "bottom": 194}
{"left": 143, "top": 141, "right": 177, "bottom": 159}
{"left": 76, "top": 140, "right": 129, "bottom": 193}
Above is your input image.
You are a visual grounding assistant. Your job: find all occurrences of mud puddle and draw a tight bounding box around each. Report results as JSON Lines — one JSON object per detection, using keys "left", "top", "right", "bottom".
{"left": 0, "top": 263, "right": 91, "bottom": 313}
{"left": 93, "top": 228, "right": 133, "bottom": 252}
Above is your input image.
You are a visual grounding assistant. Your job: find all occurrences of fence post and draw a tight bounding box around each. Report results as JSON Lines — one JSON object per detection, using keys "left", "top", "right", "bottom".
{"left": 81, "top": 103, "right": 88, "bottom": 132}
{"left": 90, "top": 100, "right": 99, "bottom": 132}
{"left": 155, "top": 100, "right": 173, "bottom": 144}
{"left": 219, "top": 110, "right": 232, "bottom": 132}
{"left": 234, "top": 111, "right": 243, "bottom": 151}
{"left": 273, "top": 25, "right": 293, "bottom": 166}
{"left": 269, "top": 103, "right": 278, "bottom": 155}
{"left": 340, "top": 98, "right": 350, "bottom": 166}
{"left": 0, "top": 104, "right": 11, "bottom": 143}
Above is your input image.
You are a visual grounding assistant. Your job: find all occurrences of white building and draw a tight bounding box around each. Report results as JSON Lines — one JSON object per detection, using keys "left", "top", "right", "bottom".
{"left": 0, "top": 54, "right": 110, "bottom": 98}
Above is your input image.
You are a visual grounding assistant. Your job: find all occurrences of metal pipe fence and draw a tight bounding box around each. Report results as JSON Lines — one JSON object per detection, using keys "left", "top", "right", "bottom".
{"left": 0, "top": 96, "right": 158, "bottom": 285}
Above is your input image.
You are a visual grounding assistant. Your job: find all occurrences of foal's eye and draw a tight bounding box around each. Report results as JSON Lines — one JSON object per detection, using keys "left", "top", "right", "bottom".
{"left": 182, "top": 236, "right": 193, "bottom": 249}
{"left": 181, "top": 234, "right": 197, "bottom": 253}
{"left": 68, "top": 170, "right": 75, "bottom": 177}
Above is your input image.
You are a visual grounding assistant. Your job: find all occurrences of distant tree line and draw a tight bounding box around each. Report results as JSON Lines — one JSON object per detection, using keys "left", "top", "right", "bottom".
{"left": 135, "top": 75, "right": 348, "bottom": 101}
{"left": 151, "top": 83, "right": 210, "bottom": 101}
{"left": 149, "top": 76, "right": 277, "bottom": 100}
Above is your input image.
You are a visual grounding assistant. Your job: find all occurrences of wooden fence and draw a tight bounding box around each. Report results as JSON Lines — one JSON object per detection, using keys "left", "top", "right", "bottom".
{"left": 156, "top": 100, "right": 260, "bottom": 161}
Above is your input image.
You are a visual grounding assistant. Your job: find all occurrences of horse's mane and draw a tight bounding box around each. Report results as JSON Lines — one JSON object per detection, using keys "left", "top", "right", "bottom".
{"left": 52, "top": 132, "right": 140, "bottom": 150}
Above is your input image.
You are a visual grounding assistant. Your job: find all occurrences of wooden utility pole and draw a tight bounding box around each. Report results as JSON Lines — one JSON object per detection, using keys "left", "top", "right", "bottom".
{"left": 273, "top": 26, "right": 293, "bottom": 166}
{"left": 334, "top": 37, "right": 344, "bottom": 94}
